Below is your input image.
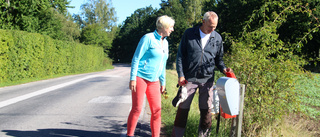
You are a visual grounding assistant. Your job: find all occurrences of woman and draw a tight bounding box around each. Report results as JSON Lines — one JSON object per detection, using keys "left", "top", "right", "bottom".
{"left": 127, "top": 15, "right": 175, "bottom": 137}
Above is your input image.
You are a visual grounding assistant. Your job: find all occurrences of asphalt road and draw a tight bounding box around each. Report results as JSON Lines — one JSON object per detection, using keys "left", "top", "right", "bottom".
{"left": 0, "top": 64, "right": 151, "bottom": 137}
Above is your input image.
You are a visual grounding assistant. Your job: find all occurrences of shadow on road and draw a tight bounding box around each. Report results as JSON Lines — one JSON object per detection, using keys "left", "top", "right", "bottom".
{"left": 2, "top": 128, "right": 118, "bottom": 137}
{"left": 2, "top": 122, "right": 151, "bottom": 137}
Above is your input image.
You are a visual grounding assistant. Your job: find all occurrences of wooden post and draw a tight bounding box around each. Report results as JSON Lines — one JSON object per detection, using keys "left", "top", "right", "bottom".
{"left": 230, "top": 117, "right": 237, "bottom": 137}
{"left": 229, "top": 84, "right": 245, "bottom": 137}
{"left": 236, "top": 84, "right": 245, "bottom": 137}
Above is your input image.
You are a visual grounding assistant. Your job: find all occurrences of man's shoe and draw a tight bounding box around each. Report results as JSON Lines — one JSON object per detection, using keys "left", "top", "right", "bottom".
{"left": 198, "top": 128, "right": 211, "bottom": 137}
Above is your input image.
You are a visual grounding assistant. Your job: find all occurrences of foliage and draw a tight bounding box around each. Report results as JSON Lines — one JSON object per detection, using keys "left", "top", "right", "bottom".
{"left": 0, "top": 0, "right": 80, "bottom": 42}
{"left": 218, "top": 1, "right": 319, "bottom": 135}
{"left": 0, "top": 29, "right": 108, "bottom": 84}
{"left": 76, "top": 0, "right": 117, "bottom": 30}
{"left": 211, "top": 0, "right": 320, "bottom": 71}
{"left": 74, "top": 0, "right": 117, "bottom": 53}
{"left": 80, "top": 23, "right": 112, "bottom": 53}
{"left": 49, "top": 0, "right": 72, "bottom": 14}
{"left": 110, "top": 6, "right": 159, "bottom": 63}
{"left": 224, "top": 29, "right": 304, "bottom": 135}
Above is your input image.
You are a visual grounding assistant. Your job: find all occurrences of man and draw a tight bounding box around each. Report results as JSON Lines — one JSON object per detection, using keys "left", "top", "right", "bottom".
{"left": 172, "top": 11, "right": 233, "bottom": 137}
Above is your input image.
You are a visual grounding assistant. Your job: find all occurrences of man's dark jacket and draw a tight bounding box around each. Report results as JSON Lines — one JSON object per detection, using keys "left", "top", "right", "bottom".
{"left": 176, "top": 25, "right": 226, "bottom": 83}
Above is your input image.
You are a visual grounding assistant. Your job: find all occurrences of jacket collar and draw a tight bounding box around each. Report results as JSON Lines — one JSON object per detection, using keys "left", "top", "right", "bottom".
{"left": 194, "top": 24, "right": 216, "bottom": 38}
{"left": 154, "top": 30, "right": 166, "bottom": 40}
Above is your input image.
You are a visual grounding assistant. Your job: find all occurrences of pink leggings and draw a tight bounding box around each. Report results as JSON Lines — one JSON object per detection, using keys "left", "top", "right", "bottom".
{"left": 127, "top": 77, "right": 161, "bottom": 137}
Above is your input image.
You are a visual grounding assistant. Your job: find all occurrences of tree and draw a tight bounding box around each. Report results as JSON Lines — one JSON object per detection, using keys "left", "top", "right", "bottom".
{"left": 49, "top": 0, "right": 71, "bottom": 14}
{"left": 76, "top": 0, "right": 117, "bottom": 30}
{"left": 207, "top": 0, "right": 320, "bottom": 71}
{"left": 181, "top": 0, "right": 206, "bottom": 24}
{"left": 0, "top": 0, "right": 80, "bottom": 42}
{"left": 80, "top": 23, "right": 112, "bottom": 52}
{"left": 110, "top": 6, "right": 158, "bottom": 63}
{"left": 75, "top": 0, "right": 117, "bottom": 53}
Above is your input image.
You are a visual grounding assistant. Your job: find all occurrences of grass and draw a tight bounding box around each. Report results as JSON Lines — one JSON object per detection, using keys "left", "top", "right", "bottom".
{"left": 0, "top": 64, "right": 114, "bottom": 88}
{"left": 161, "top": 70, "right": 320, "bottom": 136}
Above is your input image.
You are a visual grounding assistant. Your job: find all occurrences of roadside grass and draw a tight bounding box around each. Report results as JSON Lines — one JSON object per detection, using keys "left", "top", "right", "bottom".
{"left": 258, "top": 115, "right": 316, "bottom": 137}
{"left": 0, "top": 65, "right": 114, "bottom": 88}
{"left": 162, "top": 70, "right": 320, "bottom": 136}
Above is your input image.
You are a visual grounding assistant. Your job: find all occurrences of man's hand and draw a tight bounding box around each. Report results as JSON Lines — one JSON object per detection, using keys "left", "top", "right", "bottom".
{"left": 129, "top": 80, "right": 136, "bottom": 92}
{"left": 223, "top": 68, "right": 233, "bottom": 74}
{"left": 178, "top": 77, "right": 188, "bottom": 86}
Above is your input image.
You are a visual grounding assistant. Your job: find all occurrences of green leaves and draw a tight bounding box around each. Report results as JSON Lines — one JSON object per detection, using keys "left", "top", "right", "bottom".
{"left": 0, "top": 29, "right": 106, "bottom": 83}
{"left": 220, "top": 3, "right": 311, "bottom": 133}
{"left": 76, "top": 0, "right": 117, "bottom": 30}
{"left": 110, "top": 6, "right": 158, "bottom": 63}
{"left": 0, "top": 0, "right": 80, "bottom": 42}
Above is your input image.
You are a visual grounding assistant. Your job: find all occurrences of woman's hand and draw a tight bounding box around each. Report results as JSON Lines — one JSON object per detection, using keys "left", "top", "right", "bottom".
{"left": 160, "top": 86, "right": 166, "bottom": 94}
{"left": 161, "top": 86, "right": 168, "bottom": 99}
{"left": 129, "top": 80, "right": 136, "bottom": 92}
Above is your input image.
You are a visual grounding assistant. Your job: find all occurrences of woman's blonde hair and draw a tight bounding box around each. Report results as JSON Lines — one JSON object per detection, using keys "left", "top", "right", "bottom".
{"left": 156, "top": 15, "right": 175, "bottom": 30}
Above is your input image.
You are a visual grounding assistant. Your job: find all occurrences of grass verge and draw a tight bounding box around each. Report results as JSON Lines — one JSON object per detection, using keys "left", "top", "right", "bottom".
{"left": 0, "top": 64, "right": 114, "bottom": 88}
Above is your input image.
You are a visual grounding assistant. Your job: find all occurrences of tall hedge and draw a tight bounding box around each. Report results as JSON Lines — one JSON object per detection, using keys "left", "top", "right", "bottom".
{"left": 0, "top": 29, "right": 106, "bottom": 83}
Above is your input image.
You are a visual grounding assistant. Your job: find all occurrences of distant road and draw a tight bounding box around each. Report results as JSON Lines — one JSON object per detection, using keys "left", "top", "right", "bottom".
{"left": 0, "top": 64, "right": 149, "bottom": 137}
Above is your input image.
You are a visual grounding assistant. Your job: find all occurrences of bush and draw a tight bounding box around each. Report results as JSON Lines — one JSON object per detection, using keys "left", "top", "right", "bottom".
{"left": 222, "top": 22, "right": 307, "bottom": 135}
{"left": 0, "top": 29, "right": 110, "bottom": 84}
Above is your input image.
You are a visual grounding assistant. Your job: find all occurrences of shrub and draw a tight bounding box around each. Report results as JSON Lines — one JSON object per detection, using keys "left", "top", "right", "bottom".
{"left": 222, "top": 21, "right": 307, "bottom": 136}
{"left": 0, "top": 29, "right": 109, "bottom": 84}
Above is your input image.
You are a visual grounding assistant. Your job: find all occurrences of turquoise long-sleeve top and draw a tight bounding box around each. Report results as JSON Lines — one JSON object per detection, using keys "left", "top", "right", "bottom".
{"left": 130, "top": 30, "right": 168, "bottom": 86}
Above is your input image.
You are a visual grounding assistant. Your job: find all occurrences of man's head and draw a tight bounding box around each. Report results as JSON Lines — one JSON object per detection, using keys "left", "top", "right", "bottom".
{"left": 200, "top": 11, "right": 218, "bottom": 34}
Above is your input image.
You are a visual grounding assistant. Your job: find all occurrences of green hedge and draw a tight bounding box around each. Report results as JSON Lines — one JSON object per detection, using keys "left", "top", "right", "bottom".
{"left": 0, "top": 29, "right": 108, "bottom": 83}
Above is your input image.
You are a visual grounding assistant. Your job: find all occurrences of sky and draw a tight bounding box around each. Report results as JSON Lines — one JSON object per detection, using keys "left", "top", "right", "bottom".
{"left": 67, "top": 0, "right": 161, "bottom": 25}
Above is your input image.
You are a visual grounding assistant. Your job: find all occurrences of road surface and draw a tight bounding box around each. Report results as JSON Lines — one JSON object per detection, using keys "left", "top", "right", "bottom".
{"left": 0, "top": 64, "right": 151, "bottom": 137}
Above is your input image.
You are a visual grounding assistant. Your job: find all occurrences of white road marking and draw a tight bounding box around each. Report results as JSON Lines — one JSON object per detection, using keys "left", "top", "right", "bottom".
{"left": 0, "top": 75, "right": 99, "bottom": 109}
{"left": 88, "top": 96, "right": 132, "bottom": 103}
{"left": 0, "top": 71, "right": 135, "bottom": 136}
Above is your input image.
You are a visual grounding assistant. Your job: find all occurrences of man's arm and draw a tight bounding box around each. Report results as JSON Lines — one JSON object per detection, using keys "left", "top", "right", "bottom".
{"left": 176, "top": 31, "right": 187, "bottom": 79}
{"left": 215, "top": 34, "right": 227, "bottom": 74}
{"left": 176, "top": 30, "right": 188, "bottom": 86}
